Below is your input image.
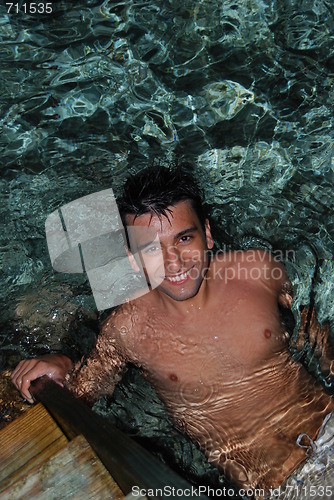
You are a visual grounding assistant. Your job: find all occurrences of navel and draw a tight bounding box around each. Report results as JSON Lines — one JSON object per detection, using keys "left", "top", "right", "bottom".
{"left": 169, "top": 373, "right": 178, "bottom": 382}
{"left": 264, "top": 328, "right": 272, "bottom": 339}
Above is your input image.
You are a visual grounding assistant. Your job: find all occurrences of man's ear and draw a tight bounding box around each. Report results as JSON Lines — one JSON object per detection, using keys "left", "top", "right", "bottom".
{"left": 126, "top": 248, "right": 140, "bottom": 272}
{"left": 205, "top": 219, "right": 214, "bottom": 249}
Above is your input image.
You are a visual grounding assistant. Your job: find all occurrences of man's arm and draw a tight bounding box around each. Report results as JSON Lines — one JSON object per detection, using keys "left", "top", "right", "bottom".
{"left": 260, "top": 248, "right": 334, "bottom": 382}
{"left": 291, "top": 304, "right": 334, "bottom": 382}
{"left": 12, "top": 312, "right": 127, "bottom": 405}
{"left": 65, "top": 319, "right": 126, "bottom": 405}
{"left": 244, "top": 249, "right": 334, "bottom": 380}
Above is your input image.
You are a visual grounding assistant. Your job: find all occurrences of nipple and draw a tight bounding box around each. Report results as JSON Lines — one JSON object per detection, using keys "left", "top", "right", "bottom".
{"left": 264, "top": 329, "right": 272, "bottom": 339}
{"left": 169, "top": 373, "right": 178, "bottom": 382}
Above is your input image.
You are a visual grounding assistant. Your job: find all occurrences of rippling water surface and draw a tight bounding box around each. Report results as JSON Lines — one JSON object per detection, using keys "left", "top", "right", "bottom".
{"left": 0, "top": 0, "right": 333, "bottom": 492}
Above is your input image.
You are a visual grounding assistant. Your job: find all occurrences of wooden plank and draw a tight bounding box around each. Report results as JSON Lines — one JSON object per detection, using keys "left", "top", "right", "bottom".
{"left": 0, "top": 369, "right": 31, "bottom": 431}
{"left": 0, "top": 435, "right": 124, "bottom": 499}
{"left": 30, "top": 377, "right": 210, "bottom": 500}
{"left": 0, "top": 403, "right": 68, "bottom": 490}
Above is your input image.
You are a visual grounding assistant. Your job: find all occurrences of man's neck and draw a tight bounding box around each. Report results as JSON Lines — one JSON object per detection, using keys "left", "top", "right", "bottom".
{"left": 154, "top": 277, "right": 211, "bottom": 317}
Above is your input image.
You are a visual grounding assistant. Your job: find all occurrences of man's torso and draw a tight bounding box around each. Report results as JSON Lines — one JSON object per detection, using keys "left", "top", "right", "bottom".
{"left": 110, "top": 253, "right": 334, "bottom": 489}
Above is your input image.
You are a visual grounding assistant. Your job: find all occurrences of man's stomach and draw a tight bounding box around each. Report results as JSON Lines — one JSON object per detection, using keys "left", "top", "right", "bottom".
{"left": 156, "top": 354, "right": 334, "bottom": 490}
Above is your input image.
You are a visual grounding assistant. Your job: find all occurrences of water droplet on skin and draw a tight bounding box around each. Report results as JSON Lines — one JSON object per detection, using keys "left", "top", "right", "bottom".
{"left": 214, "top": 336, "right": 219, "bottom": 341}
{"left": 120, "top": 326, "right": 128, "bottom": 335}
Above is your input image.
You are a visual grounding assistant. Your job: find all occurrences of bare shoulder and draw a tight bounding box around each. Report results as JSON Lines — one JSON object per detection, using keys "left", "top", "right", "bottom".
{"left": 212, "top": 249, "right": 289, "bottom": 293}
{"left": 100, "top": 299, "right": 147, "bottom": 342}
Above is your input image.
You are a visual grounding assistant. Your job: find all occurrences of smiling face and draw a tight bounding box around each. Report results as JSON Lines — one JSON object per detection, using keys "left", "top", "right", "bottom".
{"left": 125, "top": 200, "right": 214, "bottom": 302}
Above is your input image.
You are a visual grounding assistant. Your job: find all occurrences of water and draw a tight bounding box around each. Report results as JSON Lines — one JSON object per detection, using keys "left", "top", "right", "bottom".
{"left": 0, "top": 0, "right": 333, "bottom": 494}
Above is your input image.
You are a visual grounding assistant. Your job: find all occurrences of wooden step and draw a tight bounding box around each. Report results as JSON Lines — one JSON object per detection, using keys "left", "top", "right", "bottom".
{"left": 0, "top": 403, "right": 68, "bottom": 491}
{"left": 0, "top": 434, "right": 124, "bottom": 499}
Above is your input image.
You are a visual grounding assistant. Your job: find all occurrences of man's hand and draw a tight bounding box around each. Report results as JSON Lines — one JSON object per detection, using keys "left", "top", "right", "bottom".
{"left": 11, "top": 354, "right": 73, "bottom": 404}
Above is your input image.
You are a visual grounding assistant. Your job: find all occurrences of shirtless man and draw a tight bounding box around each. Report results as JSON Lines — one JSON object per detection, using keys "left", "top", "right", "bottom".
{"left": 11, "top": 166, "right": 334, "bottom": 495}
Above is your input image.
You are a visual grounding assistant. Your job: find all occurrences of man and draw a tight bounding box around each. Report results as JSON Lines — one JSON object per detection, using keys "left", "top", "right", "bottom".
{"left": 11, "top": 165, "right": 334, "bottom": 496}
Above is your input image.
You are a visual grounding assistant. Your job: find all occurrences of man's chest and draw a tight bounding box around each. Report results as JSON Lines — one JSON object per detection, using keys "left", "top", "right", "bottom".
{"left": 123, "top": 283, "right": 286, "bottom": 394}
{"left": 126, "top": 321, "right": 279, "bottom": 400}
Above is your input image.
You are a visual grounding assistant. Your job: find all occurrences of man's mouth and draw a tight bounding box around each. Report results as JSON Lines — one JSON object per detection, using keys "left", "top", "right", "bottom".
{"left": 165, "top": 267, "right": 193, "bottom": 283}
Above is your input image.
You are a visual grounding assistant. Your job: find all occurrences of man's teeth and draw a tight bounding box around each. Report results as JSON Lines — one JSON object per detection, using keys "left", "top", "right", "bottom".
{"left": 166, "top": 270, "right": 191, "bottom": 282}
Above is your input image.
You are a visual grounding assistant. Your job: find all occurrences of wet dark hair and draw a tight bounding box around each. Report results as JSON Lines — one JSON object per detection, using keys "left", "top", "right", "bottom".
{"left": 117, "top": 165, "right": 207, "bottom": 230}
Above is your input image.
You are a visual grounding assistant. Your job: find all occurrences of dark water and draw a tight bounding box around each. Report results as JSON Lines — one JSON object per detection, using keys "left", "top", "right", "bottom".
{"left": 0, "top": 0, "right": 334, "bottom": 494}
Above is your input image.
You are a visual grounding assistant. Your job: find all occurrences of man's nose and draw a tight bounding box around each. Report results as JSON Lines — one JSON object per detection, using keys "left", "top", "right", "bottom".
{"left": 165, "top": 246, "right": 183, "bottom": 274}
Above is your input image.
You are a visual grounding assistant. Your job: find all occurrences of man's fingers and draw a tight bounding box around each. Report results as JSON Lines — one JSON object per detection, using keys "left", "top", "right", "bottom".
{"left": 11, "top": 359, "right": 34, "bottom": 387}
{"left": 11, "top": 355, "right": 73, "bottom": 404}
{"left": 11, "top": 360, "right": 45, "bottom": 403}
{"left": 20, "top": 377, "right": 35, "bottom": 403}
{"left": 10, "top": 359, "right": 27, "bottom": 384}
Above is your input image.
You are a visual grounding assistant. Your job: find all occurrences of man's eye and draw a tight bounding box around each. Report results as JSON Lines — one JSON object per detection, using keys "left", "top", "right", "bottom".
{"left": 143, "top": 245, "right": 161, "bottom": 254}
{"left": 180, "top": 235, "right": 192, "bottom": 243}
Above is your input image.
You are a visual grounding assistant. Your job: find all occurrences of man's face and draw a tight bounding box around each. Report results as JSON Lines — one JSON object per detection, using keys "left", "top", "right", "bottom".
{"left": 125, "top": 200, "right": 214, "bottom": 301}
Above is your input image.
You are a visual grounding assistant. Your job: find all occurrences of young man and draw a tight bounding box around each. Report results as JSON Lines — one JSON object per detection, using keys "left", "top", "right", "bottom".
{"left": 11, "top": 166, "right": 334, "bottom": 496}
